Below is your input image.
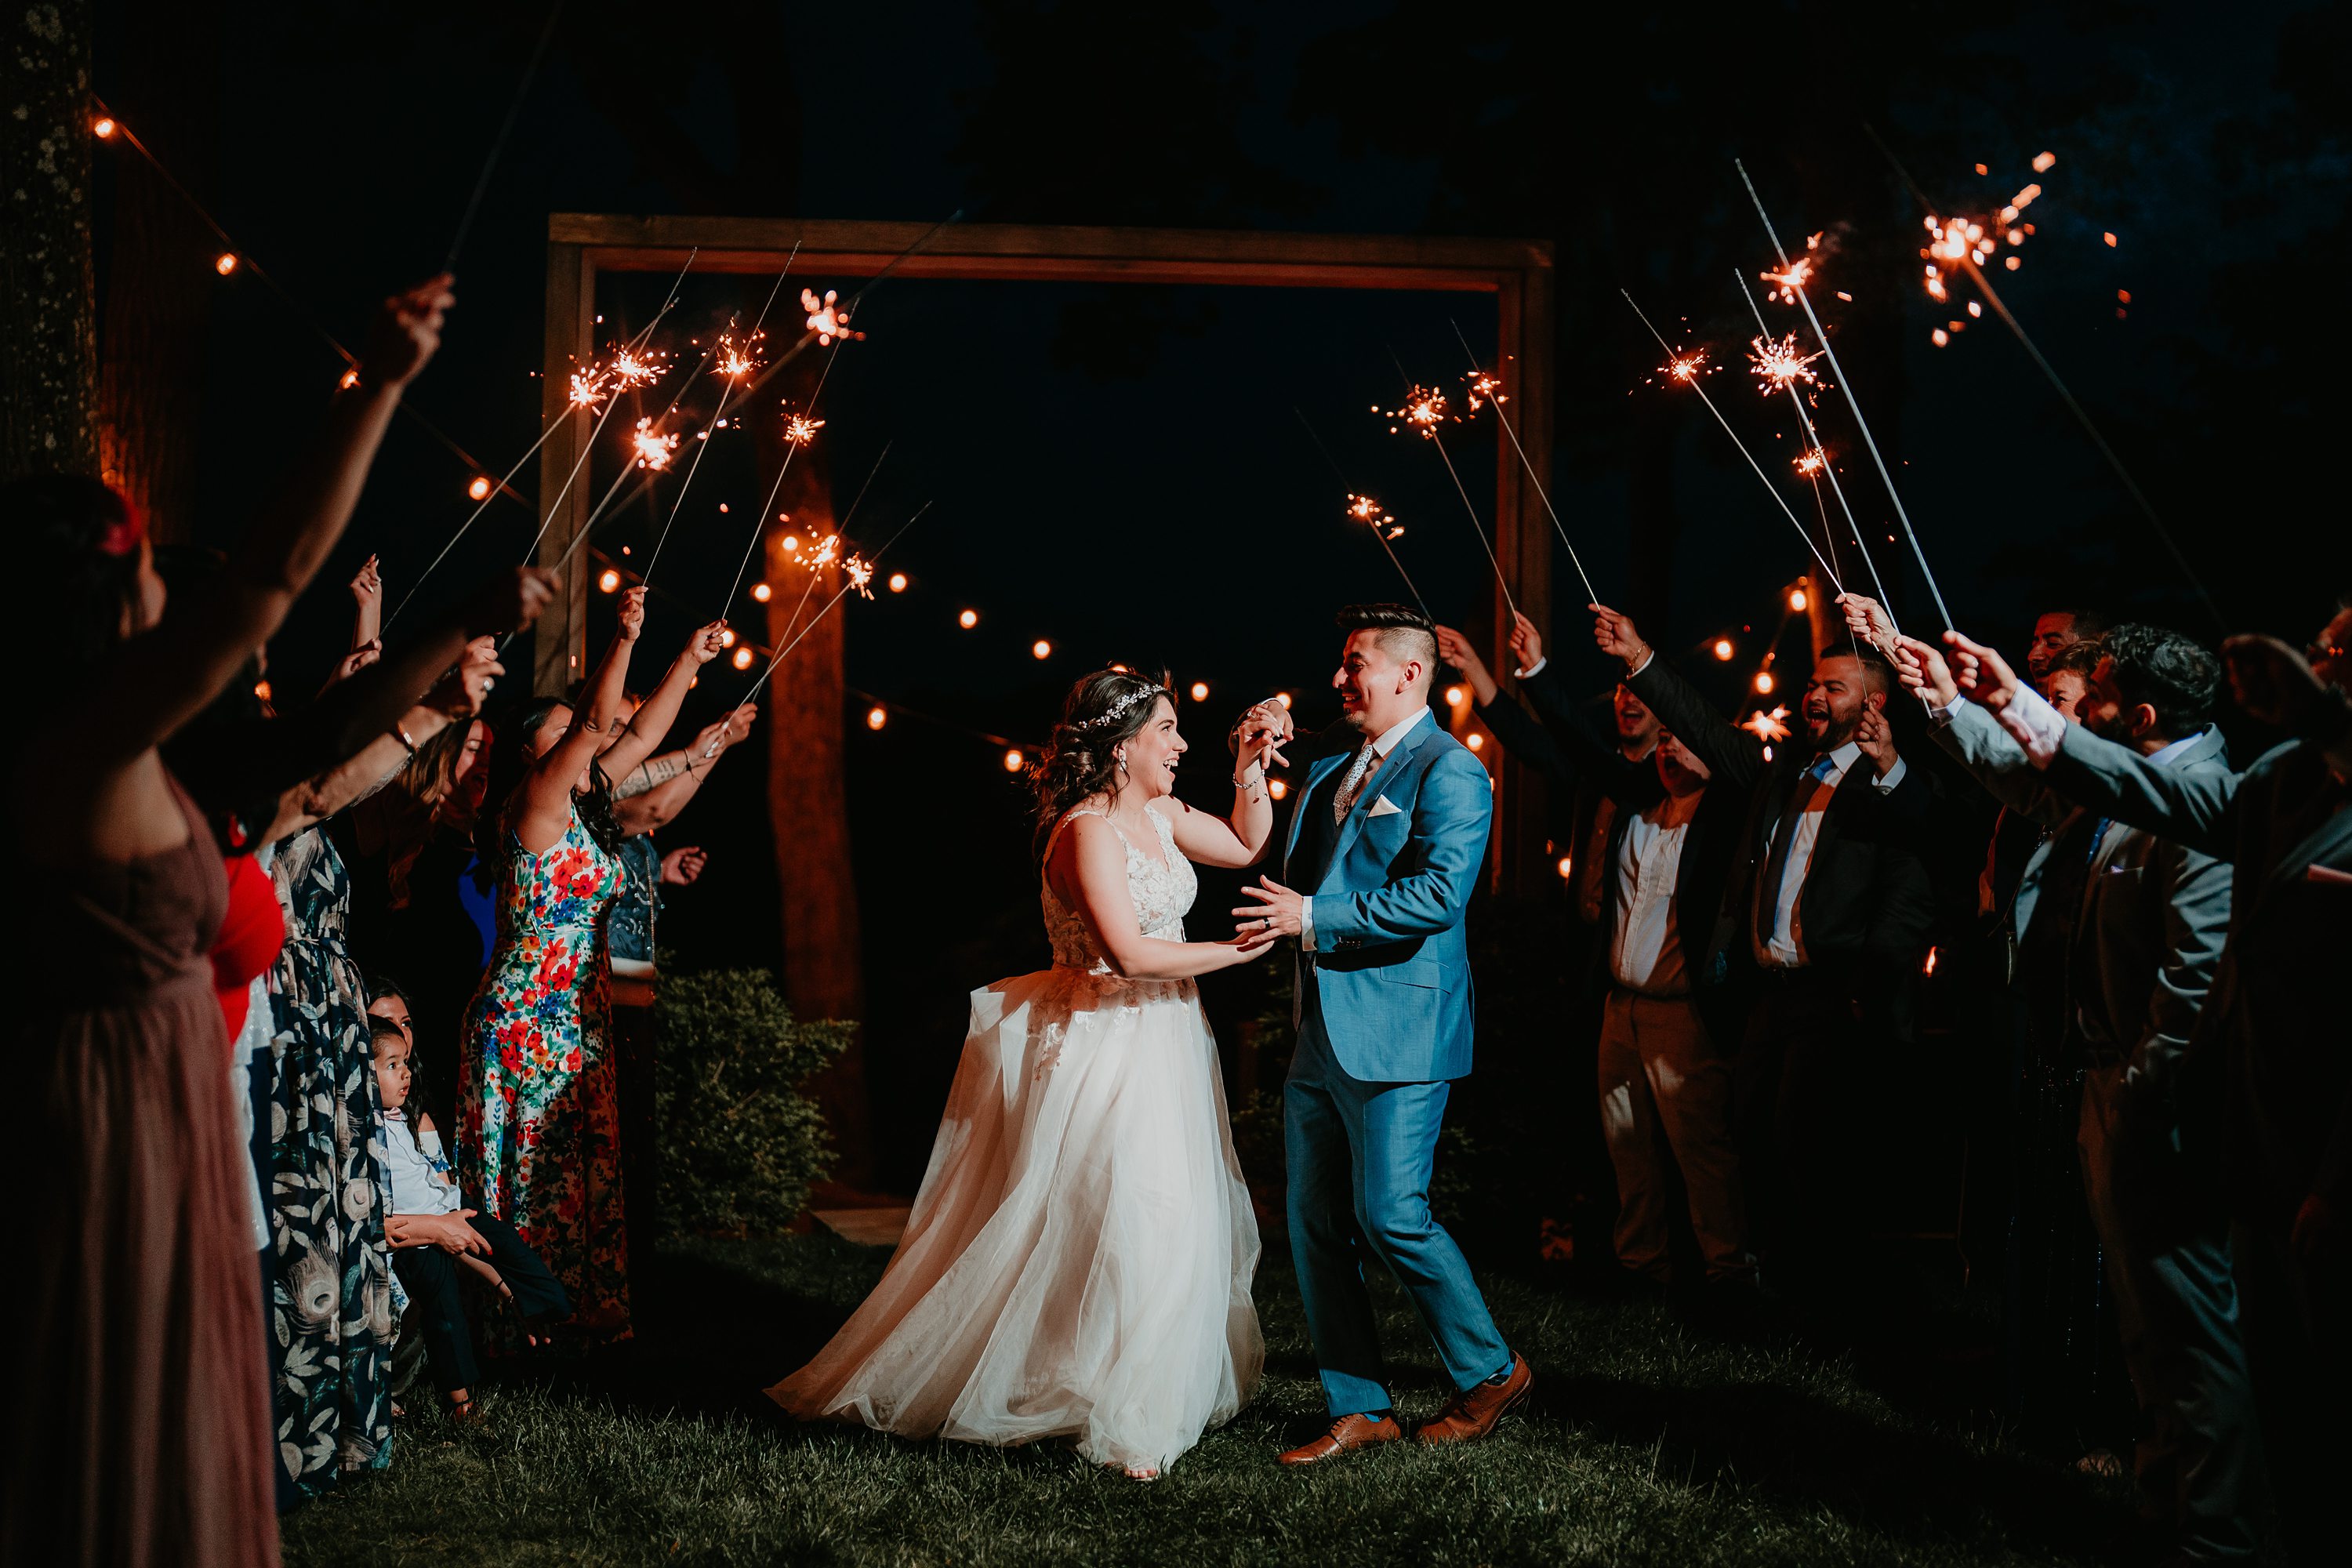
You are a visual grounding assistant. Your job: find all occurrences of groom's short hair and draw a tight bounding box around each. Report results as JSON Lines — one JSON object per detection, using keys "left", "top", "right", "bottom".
{"left": 1337, "top": 603, "right": 1437, "bottom": 678}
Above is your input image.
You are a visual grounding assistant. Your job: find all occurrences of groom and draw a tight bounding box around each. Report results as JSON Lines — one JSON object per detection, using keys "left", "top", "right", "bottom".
{"left": 1236, "top": 603, "right": 1532, "bottom": 1465}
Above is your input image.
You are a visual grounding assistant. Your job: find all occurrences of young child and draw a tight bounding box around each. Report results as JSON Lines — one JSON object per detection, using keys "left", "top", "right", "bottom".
{"left": 372, "top": 1016, "right": 569, "bottom": 1418}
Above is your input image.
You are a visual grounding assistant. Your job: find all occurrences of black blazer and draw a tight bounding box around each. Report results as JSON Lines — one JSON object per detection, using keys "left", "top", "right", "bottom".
{"left": 1627, "top": 655, "right": 1938, "bottom": 1010}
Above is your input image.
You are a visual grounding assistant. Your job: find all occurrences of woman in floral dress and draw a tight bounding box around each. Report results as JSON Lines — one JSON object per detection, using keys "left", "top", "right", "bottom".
{"left": 459, "top": 589, "right": 724, "bottom": 1342}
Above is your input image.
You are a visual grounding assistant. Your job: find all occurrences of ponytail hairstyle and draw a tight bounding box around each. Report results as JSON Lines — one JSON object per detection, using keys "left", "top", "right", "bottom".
{"left": 475, "top": 698, "right": 623, "bottom": 866}
{"left": 1029, "top": 666, "right": 1171, "bottom": 862}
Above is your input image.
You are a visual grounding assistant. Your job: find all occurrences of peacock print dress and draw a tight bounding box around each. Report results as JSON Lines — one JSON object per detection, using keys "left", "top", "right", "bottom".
{"left": 458, "top": 802, "right": 631, "bottom": 1342}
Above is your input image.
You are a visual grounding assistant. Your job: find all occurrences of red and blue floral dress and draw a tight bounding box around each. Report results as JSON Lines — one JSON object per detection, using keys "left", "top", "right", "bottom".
{"left": 458, "top": 804, "right": 631, "bottom": 1341}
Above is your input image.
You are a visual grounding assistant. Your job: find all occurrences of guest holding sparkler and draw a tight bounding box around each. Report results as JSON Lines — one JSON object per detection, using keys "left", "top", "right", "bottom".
{"left": 459, "top": 589, "right": 727, "bottom": 1344}
{"left": 0, "top": 275, "right": 451, "bottom": 1568}
{"left": 1588, "top": 604, "right": 1935, "bottom": 1306}
{"left": 1437, "top": 618, "right": 1754, "bottom": 1301}
{"left": 1928, "top": 601, "right": 2352, "bottom": 1568}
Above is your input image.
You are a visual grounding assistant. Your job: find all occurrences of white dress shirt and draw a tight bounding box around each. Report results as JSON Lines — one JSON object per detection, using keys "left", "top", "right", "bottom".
{"left": 1757, "top": 739, "right": 1908, "bottom": 968}
{"left": 1610, "top": 803, "right": 1694, "bottom": 995}
{"left": 1301, "top": 706, "right": 1431, "bottom": 953}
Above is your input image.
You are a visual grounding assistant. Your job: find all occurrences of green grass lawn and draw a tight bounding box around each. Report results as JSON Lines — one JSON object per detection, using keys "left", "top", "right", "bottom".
{"left": 281, "top": 1232, "right": 2133, "bottom": 1566}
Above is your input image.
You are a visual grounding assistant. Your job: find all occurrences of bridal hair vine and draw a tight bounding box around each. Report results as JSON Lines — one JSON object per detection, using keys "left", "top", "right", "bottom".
{"left": 1078, "top": 682, "right": 1164, "bottom": 732}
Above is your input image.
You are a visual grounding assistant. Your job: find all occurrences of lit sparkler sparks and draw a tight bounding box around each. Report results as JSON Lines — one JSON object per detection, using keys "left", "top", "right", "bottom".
{"left": 1794, "top": 446, "right": 1828, "bottom": 477}
{"left": 1463, "top": 368, "right": 1507, "bottom": 413}
{"left": 1652, "top": 347, "right": 1709, "bottom": 385}
{"left": 1740, "top": 705, "right": 1792, "bottom": 743}
{"left": 609, "top": 347, "right": 663, "bottom": 389}
{"left": 802, "top": 288, "right": 863, "bottom": 346}
{"left": 630, "top": 418, "right": 679, "bottom": 471}
{"left": 1748, "top": 332, "right": 1824, "bottom": 395}
{"left": 1381, "top": 385, "right": 1450, "bottom": 437}
{"left": 782, "top": 409, "right": 826, "bottom": 446}
{"left": 568, "top": 365, "right": 608, "bottom": 409}
{"left": 716, "top": 328, "right": 765, "bottom": 380}
{"left": 1346, "top": 493, "right": 1404, "bottom": 540}
{"left": 844, "top": 554, "right": 876, "bottom": 598}
{"left": 1915, "top": 157, "right": 2060, "bottom": 347}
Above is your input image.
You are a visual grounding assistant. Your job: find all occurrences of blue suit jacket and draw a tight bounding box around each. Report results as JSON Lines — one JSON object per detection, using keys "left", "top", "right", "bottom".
{"left": 1284, "top": 712, "right": 1493, "bottom": 1083}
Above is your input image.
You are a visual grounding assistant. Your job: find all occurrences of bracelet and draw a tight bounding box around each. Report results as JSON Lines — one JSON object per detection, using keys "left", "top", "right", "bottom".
{"left": 391, "top": 724, "right": 419, "bottom": 757}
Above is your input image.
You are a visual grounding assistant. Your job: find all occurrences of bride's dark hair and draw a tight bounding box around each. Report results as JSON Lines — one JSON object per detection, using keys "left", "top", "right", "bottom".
{"left": 1029, "top": 666, "right": 1171, "bottom": 861}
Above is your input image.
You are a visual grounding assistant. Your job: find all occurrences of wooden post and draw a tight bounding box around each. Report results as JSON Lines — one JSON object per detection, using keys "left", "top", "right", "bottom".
{"left": 2, "top": 0, "right": 99, "bottom": 482}
{"left": 1490, "top": 266, "right": 1555, "bottom": 897}
{"left": 534, "top": 243, "right": 594, "bottom": 695}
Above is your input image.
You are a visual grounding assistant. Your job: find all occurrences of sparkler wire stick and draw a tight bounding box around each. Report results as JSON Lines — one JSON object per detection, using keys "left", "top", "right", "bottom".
{"left": 1619, "top": 292, "right": 1846, "bottom": 594}
{"left": 1731, "top": 270, "right": 1897, "bottom": 632}
{"left": 444, "top": 0, "right": 566, "bottom": 274}
{"left": 1386, "top": 350, "right": 1519, "bottom": 621}
{"left": 1290, "top": 405, "right": 1431, "bottom": 619}
{"left": 720, "top": 338, "right": 845, "bottom": 615}
{"left": 728, "top": 500, "right": 935, "bottom": 728}
{"left": 1737, "top": 158, "right": 1951, "bottom": 628}
{"left": 641, "top": 242, "right": 804, "bottom": 582}
{"left": 1861, "top": 125, "right": 2226, "bottom": 633}
{"left": 1446, "top": 320, "right": 1599, "bottom": 608}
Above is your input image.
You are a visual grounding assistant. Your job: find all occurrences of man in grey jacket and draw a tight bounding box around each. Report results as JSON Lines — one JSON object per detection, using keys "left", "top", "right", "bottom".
{"left": 1857, "top": 601, "right": 2259, "bottom": 1563}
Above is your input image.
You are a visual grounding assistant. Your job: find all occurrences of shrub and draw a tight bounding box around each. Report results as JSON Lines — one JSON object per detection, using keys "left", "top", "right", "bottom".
{"left": 652, "top": 970, "right": 855, "bottom": 1237}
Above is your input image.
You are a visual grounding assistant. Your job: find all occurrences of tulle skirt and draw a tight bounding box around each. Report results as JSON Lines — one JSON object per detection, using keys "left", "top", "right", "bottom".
{"left": 769, "top": 966, "right": 1262, "bottom": 1473}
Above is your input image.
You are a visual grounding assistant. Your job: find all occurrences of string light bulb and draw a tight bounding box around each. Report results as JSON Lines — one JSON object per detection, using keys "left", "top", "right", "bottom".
{"left": 1274, "top": 692, "right": 1292, "bottom": 710}
{"left": 1788, "top": 587, "right": 1809, "bottom": 612}
{"left": 1556, "top": 855, "right": 1574, "bottom": 880}
{"left": 751, "top": 582, "right": 772, "bottom": 603}
{"left": 1269, "top": 778, "right": 1289, "bottom": 800}
{"left": 1755, "top": 671, "right": 1775, "bottom": 695}
{"left": 866, "top": 706, "right": 887, "bottom": 731}
{"left": 1002, "top": 748, "right": 1024, "bottom": 771}
{"left": 887, "top": 572, "right": 908, "bottom": 593}
{"left": 467, "top": 475, "right": 493, "bottom": 502}
{"left": 213, "top": 252, "right": 238, "bottom": 276}
{"left": 731, "top": 647, "right": 754, "bottom": 670}
{"left": 1465, "top": 732, "right": 1485, "bottom": 751}
{"left": 1031, "top": 639, "right": 1052, "bottom": 660}
{"left": 598, "top": 568, "right": 621, "bottom": 593}
{"left": 1189, "top": 681, "right": 1209, "bottom": 702}
{"left": 959, "top": 609, "right": 978, "bottom": 630}
{"left": 720, "top": 628, "right": 738, "bottom": 648}
{"left": 93, "top": 116, "right": 116, "bottom": 138}
{"left": 1713, "top": 638, "right": 1735, "bottom": 662}
{"left": 1444, "top": 685, "right": 1465, "bottom": 707}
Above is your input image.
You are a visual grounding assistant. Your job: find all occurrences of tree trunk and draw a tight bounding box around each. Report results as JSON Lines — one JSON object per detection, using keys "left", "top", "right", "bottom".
{"left": 1, "top": 2, "right": 100, "bottom": 482}
{"left": 753, "top": 359, "right": 869, "bottom": 1183}
{"left": 93, "top": 0, "right": 221, "bottom": 538}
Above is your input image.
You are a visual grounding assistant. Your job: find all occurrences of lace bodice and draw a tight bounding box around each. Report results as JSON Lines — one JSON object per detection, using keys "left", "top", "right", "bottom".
{"left": 1042, "top": 804, "right": 1196, "bottom": 974}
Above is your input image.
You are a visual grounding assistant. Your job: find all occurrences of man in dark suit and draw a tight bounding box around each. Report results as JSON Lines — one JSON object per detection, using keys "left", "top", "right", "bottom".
{"left": 1886, "top": 615, "right": 2257, "bottom": 1562}
{"left": 1937, "top": 605, "right": 2351, "bottom": 1566}
{"left": 1580, "top": 604, "right": 1936, "bottom": 1298}
{"left": 1437, "top": 618, "right": 1751, "bottom": 1295}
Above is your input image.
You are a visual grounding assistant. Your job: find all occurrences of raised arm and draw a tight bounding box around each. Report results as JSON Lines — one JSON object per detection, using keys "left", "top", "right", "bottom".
{"left": 1592, "top": 604, "right": 1763, "bottom": 789}
{"left": 517, "top": 589, "right": 646, "bottom": 850}
{"left": 1167, "top": 699, "right": 1284, "bottom": 869}
{"left": 612, "top": 705, "right": 756, "bottom": 835}
{"left": 89, "top": 278, "right": 454, "bottom": 760}
{"left": 597, "top": 619, "right": 728, "bottom": 785}
{"left": 263, "top": 640, "right": 503, "bottom": 847}
{"left": 1051, "top": 815, "right": 1275, "bottom": 979}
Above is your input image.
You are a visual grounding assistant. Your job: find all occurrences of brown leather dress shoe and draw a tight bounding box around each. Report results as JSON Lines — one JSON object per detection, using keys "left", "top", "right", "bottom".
{"left": 1414, "top": 1354, "right": 1533, "bottom": 1445}
{"left": 1278, "top": 1412, "right": 1406, "bottom": 1467}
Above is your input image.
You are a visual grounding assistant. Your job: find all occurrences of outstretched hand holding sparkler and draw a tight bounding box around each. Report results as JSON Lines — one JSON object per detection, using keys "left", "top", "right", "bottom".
{"left": 1888, "top": 635, "right": 1958, "bottom": 709}
{"left": 1588, "top": 603, "right": 1653, "bottom": 673}
{"left": 1835, "top": 593, "right": 1902, "bottom": 661}
{"left": 1941, "top": 630, "right": 2024, "bottom": 713}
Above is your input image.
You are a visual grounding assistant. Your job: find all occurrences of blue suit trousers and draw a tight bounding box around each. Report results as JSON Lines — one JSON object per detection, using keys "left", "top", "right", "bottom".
{"left": 1285, "top": 966, "right": 1511, "bottom": 1416}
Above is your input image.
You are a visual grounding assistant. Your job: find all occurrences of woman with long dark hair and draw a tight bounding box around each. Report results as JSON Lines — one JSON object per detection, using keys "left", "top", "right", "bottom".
{"left": 769, "top": 670, "right": 1290, "bottom": 1479}
{"left": 457, "top": 587, "right": 724, "bottom": 1344}
{"left": 0, "top": 278, "right": 450, "bottom": 1568}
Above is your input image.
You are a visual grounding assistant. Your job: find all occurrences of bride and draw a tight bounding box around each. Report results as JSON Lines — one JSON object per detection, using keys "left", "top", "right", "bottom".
{"left": 768, "top": 669, "right": 1290, "bottom": 1479}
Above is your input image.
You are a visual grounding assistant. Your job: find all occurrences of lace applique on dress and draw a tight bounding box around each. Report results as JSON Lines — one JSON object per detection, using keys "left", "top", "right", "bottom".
{"left": 1040, "top": 804, "right": 1196, "bottom": 975}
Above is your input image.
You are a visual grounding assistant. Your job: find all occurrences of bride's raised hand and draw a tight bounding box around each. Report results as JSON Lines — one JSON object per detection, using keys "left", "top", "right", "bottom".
{"left": 1234, "top": 699, "right": 1292, "bottom": 771}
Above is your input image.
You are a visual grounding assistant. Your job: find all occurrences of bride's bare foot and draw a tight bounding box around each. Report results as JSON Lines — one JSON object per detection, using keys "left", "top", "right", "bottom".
{"left": 1105, "top": 1461, "right": 1159, "bottom": 1483}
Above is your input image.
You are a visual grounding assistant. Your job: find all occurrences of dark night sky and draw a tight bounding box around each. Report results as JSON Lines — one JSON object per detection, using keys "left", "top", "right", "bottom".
{"left": 88, "top": 0, "right": 2350, "bottom": 1178}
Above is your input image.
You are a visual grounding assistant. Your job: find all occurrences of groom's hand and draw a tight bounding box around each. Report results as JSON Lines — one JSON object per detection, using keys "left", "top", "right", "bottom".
{"left": 1232, "top": 876, "right": 1305, "bottom": 940}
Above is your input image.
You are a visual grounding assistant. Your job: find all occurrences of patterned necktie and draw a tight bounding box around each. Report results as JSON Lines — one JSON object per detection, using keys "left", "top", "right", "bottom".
{"left": 1333, "top": 741, "right": 1377, "bottom": 824}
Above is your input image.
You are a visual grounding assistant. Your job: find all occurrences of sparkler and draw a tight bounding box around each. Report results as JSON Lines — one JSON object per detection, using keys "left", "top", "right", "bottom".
{"left": 1290, "top": 405, "right": 1430, "bottom": 619}
{"left": 1449, "top": 321, "right": 1602, "bottom": 608}
{"left": 764, "top": 441, "right": 895, "bottom": 656}
{"left": 1620, "top": 291, "right": 1846, "bottom": 594}
{"left": 1862, "top": 125, "right": 2224, "bottom": 630}
{"left": 384, "top": 254, "right": 697, "bottom": 633}
{"left": 1740, "top": 705, "right": 1793, "bottom": 743}
{"left": 641, "top": 242, "right": 802, "bottom": 584}
{"left": 1748, "top": 332, "right": 1823, "bottom": 395}
{"left": 1737, "top": 158, "right": 1951, "bottom": 630}
{"left": 717, "top": 339, "right": 848, "bottom": 617}
{"left": 1384, "top": 350, "right": 1519, "bottom": 621}
{"left": 802, "top": 289, "right": 863, "bottom": 346}
{"left": 630, "top": 418, "right": 680, "bottom": 471}
{"left": 726, "top": 501, "right": 936, "bottom": 738}
{"left": 1733, "top": 269, "right": 1893, "bottom": 642}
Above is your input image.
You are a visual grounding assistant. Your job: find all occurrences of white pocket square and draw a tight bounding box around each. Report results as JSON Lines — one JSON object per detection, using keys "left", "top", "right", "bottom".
{"left": 1367, "top": 795, "right": 1405, "bottom": 818}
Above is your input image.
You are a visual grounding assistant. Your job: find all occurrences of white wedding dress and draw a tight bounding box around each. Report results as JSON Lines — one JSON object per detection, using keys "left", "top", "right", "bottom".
{"left": 768, "top": 801, "right": 1263, "bottom": 1473}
